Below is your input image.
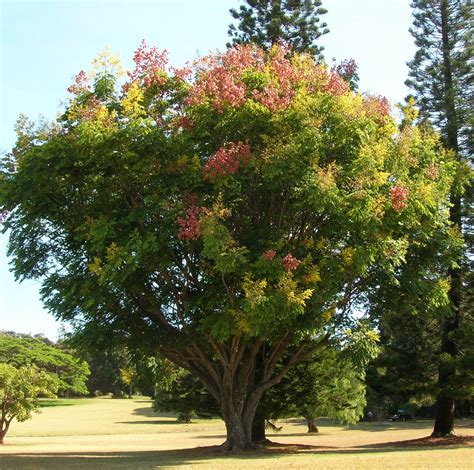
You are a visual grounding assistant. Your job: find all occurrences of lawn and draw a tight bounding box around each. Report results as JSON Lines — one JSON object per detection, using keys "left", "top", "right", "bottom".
{"left": 0, "top": 397, "right": 472, "bottom": 469}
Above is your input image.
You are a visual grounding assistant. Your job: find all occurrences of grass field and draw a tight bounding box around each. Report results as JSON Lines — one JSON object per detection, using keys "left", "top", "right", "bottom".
{"left": 0, "top": 397, "right": 472, "bottom": 469}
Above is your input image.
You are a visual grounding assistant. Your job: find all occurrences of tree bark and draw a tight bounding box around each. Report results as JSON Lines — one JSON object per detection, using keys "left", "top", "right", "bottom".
{"left": 251, "top": 407, "right": 267, "bottom": 443}
{"left": 306, "top": 417, "right": 319, "bottom": 433}
{"left": 221, "top": 405, "right": 254, "bottom": 450}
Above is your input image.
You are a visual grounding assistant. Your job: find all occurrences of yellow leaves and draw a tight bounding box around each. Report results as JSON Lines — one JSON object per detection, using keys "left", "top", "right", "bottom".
{"left": 399, "top": 96, "right": 419, "bottom": 126}
{"left": 321, "top": 306, "right": 336, "bottom": 324}
{"left": 242, "top": 274, "right": 267, "bottom": 308}
{"left": 121, "top": 82, "right": 145, "bottom": 119}
{"left": 302, "top": 266, "right": 321, "bottom": 284}
{"left": 316, "top": 238, "right": 328, "bottom": 251}
{"left": 91, "top": 47, "right": 125, "bottom": 78}
{"left": 229, "top": 309, "right": 251, "bottom": 334}
{"left": 286, "top": 288, "right": 313, "bottom": 307}
{"left": 337, "top": 93, "right": 364, "bottom": 120}
{"left": 106, "top": 242, "right": 119, "bottom": 262}
{"left": 88, "top": 256, "right": 102, "bottom": 275}
{"left": 278, "top": 273, "right": 313, "bottom": 308}
{"left": 315, "top": 162, "right": 340, "bottom": 192}
{"left": 341, "top": 247, "right": 355, "bottom": 267}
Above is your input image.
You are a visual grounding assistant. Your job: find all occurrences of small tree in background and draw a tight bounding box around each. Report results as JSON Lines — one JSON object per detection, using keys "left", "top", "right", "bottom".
{"left": 0, "top": 364, "right": 58, "bottom": 444}
{"left": 228, "top": 0, "right": 329, "bottom": 59}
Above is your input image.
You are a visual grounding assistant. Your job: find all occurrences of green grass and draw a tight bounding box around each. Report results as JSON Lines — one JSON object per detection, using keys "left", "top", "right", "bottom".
{"left": 0, "top": 397, "right": 472, "bottom": 469}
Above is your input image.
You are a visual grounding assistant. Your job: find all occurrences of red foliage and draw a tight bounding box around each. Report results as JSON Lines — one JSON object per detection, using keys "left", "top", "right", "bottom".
{"left": 390, "top": 183, "right": 409, "bottom": 211}
{"left": 281, "top": 253, "right": 301, "bottom": 271}
{"left": 364, "top": 95, "right": 390, "bottom": 117}
{"left": 202, "top": 142, "right": 250, "bottom": 180}
{"left": 425, "top": 163, "right": 439, "bottom": 180}
{"left": 262, "top": 249, "right": 276, "bottom": 261}
{"left": 177, "top": 194, "right": 202, "bottom": 240}
{"left": 187, "top": 44, "right": 349, "bottom": 113}
{"left": 67, "top": 70, "right": 91, "bottom": 95}
{"left": 128, "top": 39, "right": 169, "bottom": 87}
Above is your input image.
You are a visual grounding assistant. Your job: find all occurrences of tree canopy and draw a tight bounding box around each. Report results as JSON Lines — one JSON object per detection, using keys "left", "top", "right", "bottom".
{"left": 0, "top": 364, "right": 58, "bottom": 444}
{"left": 0, "top": 333, "right": 90, "bottom": 396}
{"left": 228, "top": 0, "right": 329, "bottom": 58}
{"left": 0, "top": 43, "right": 459, "bottom": 450}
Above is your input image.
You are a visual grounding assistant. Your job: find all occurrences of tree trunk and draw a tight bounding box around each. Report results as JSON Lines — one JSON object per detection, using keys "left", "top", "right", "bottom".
{"left": 251, "top": 408, "right": 267, "bottom": 443}
{"left": 306, "top": 417, "right": 319, "bottom": 433}
{"left": 432, "top": 396, "right": 456, "bottom": 437}
{"left": 222, "top": 408, "right": 254, "bottom": 450}
{"left": 0, "top": 419, "right": 10, "bottom": 444}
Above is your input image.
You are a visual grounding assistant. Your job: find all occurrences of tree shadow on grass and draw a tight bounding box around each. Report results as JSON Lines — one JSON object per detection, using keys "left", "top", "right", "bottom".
{"left": 130, "top": 406, "right": 177, "bottom": 420}
{"left": 115, "top": 420, "right": 183, "bottom": 425}
{"left": 2, "top": 437, "right": 472, "bottom": 469}
{"left": 38, "top": 401, "right": 76, "bottom": 408}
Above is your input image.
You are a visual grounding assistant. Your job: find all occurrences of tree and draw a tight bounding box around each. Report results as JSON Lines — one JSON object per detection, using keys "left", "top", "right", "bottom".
{"left": 0, "top": 43, "right": 458, "bottom": 450}
{"left": 153, "top": 365, "right": 220, "bottom": 422}
{"left": 406, "top": 0, "right": 473, "bottom": 436}
{"left": 228, "top": 0, "right": 329, "bottom": 58}
{"left": 0, "top": 364, "right": 58, "bottom": 444}
{"left": 263, "top": 348, "right": 367, "bottom": 433}
{"left": 0, "top": 333, "right": 89, "bottom": 396}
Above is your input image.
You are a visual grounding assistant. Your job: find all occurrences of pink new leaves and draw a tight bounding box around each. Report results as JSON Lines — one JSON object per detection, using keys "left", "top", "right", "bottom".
{"left": 263, "top": 250, "right": 301, "bottom": 271}
{"left": 203, "top": 142, "right": 250, "bottom": 180}
{"left": 390, "top": 184, "right": 409, "bottom": 211}
{"left": 187, "top": 43, "right": 350, "bottom": 113}
{"left": 67, "top": 70, "right": 90, "bottom": 95}
{"left": 177, "top": 194, "right": 201, "bottom": 241}
{"left": 128, "top": 40, "right": 169, "bottom": 87}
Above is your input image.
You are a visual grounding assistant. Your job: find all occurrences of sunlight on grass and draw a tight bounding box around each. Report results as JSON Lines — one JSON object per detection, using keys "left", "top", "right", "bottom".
{"left": 0, "top": 397, "right": 472, "bottom": 469}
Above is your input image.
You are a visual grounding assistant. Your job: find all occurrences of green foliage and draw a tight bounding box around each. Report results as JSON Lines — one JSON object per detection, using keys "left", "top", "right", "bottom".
{"left": 228, "top": 0, "right": 329, "bottom": 59}
{"left": 263, "top": 338, "right": 377, "bottom": 427}
{"left": 406, "top": 0, "right": 473, "bottom": 156}
{"left": 153, "top": 361, "right": 220, "bottom": 422}
{"left": 0, "top": 333, "right": 89, "bottom": 396}
{"left": 0, "top": 43, "right": 459, "bottom": 448}
{"left": 0, "top": 364, "right": 58, "bottom": 443}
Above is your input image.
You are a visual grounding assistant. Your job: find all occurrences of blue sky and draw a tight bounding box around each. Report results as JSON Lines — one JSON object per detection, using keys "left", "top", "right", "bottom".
{"left": 0, "top": 0, "right": 415, "bottom": 340}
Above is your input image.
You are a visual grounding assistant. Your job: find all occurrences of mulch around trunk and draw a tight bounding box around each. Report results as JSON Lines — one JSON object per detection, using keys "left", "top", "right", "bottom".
{"left": 154, "top": 434, "right": 473, "bottom": 459}
{"left": 369, "top": 435, "right": 474, "bottom": 448}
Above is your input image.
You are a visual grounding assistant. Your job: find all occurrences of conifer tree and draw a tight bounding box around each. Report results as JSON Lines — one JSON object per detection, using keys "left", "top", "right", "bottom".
{"left": 406, "top": 0, "right": 473, "bottom": 437}
{"left": 228, "top": 0, "right": 329, "bottom": 59}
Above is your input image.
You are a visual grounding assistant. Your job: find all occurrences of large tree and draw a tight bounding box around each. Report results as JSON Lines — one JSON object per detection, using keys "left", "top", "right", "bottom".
{"left": 0, "top": 43, "right": 457, "bottom": 450}
{"left": 406, "top": 0, "right": 473, "bottom": 436}
{"left": 228, "top": 0, "right": 329, "bottom": 58}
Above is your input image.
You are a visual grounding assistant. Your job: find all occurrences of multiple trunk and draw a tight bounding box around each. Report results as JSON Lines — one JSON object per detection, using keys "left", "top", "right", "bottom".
{"left": 160, "top": 331, "right": 318, "bottom": 450}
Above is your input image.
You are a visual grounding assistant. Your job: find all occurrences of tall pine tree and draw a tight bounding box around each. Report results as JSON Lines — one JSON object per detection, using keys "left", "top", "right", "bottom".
{"left": 228, "top": 0, "right": 329, "bottom": 58}
{"left": 406, "top": 0, "right": 473, "bottom": 436}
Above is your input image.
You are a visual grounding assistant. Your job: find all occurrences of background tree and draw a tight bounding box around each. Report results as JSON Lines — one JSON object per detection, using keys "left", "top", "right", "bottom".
{"left": 228, "top": 0, "right": 329, "bottom": 58}
{"left": 263, "top": 348, "right": 367, "bottom": 433}
{"left": 0, "top": 333, "right": 89, "bottom": 396}
{"left": 405, "top": 0, "right": 473, "bottom": 436}
{"left": 0, "top": 364, "right": 58, "bottom": 444}
{"left": 0, "top": 43, "right": 458, "bottom": 450}
{"left": 153, "top": 365, "right": 220, "bottom": 423}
